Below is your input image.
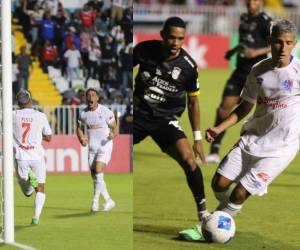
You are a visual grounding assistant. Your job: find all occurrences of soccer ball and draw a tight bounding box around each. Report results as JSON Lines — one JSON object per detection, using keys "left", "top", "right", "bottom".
{"left": 201, "top": 211, "right": 236, "bottom": 243}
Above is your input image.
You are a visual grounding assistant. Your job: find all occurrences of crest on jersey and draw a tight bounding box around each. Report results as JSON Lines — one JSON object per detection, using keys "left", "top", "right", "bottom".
{"left": 283, "top": 79, "right": 293, "bottom": 92}
{"left": 171, "top": 67, "right": 181, "bottom": 80}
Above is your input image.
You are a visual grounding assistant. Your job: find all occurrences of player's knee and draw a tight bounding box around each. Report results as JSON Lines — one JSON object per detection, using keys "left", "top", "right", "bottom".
{"left": 181, "top": 154, "right": 196, "bottom": 171}
{"left": 230, "top": 186, "right": 248, "bottom": 204}
{"left": 211, "top": 174, "right": 228, "bottom": 192}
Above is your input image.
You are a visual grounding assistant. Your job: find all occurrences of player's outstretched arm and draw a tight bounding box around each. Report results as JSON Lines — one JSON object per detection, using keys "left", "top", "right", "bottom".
{"left": 187, "top": 95, "right": 206, "bottom": 164}
{"left": 76, "top": 120, "right": 88, "bottom": 146}
{"left": 206, "top": 100, "right": 254, "bottom": 143}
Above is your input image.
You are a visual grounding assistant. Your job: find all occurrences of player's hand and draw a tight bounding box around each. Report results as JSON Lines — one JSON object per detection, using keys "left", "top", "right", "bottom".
{"left": 243, "top": 48, "right": 257, "bottom": 58}
{"left": 107, "top": 131, "right": 116, "bottom": 140}
{"left": 80, "top": 136, "right": 88, "bottom": 146}
{"left": 205, "top": 127, "right": 221, "bottom": 143}
{"left": 193, "top": 140, "right": 206, "bottom": 165}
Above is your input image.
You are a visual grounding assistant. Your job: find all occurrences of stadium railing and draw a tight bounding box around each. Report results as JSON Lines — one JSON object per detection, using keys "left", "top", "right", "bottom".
{"left": 134, "top": 4, "right": 300, "bottom": 35}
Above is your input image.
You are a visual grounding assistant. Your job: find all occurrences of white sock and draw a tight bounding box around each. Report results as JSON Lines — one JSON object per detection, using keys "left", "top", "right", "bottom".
{"left": 34, "top": 192, "right": 46, "bottom": 219}
{"left": 214, "top": 186, "right": 234, "bottom": 210}
{"left": 94, "top": 172, "right": 110, "bottom": 202}
{"left": 222, "top": 202, "right": 242, "bottom": 216}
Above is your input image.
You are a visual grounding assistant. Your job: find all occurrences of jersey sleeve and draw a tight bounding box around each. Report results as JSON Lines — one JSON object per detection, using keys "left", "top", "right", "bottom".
{"left": 240, "top": 70, "right": 257, "bottom": 104}
{"left": 186, "top": 68, "right": 200, "bottom": 96}
{"left": 104, "top": 107, "right": 115, "bottom": 125}
{"left": 42, "top": 113, "right": 52, "bottom": 136}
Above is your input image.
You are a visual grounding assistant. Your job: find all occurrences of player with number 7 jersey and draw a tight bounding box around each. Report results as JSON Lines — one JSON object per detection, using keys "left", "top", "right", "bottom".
{"left": 13, "top": 90, "right": 52, "bottom": 225}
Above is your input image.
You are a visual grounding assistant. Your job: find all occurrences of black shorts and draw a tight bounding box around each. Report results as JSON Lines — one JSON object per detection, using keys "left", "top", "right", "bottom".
{"left": 222, "top": 68, "right": 249, "bottom": 97}
{"left": 133, "top": 115, "right": 186, "bottom": 151}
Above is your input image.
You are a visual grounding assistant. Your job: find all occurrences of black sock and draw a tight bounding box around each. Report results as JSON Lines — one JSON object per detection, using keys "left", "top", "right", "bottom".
{"left": 210, "top": 114, "right": 227, "bottom": 154}
{"left": 184, "top": 167, "right": 206, "bottom": 212}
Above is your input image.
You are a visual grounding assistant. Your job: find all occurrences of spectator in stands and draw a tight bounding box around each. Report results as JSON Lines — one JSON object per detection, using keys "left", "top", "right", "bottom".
{"left": 122, "top": 7, "right": 133, "bottom": 43}
{"left": 41, "top": 40, "right": 58, "bottom": 73}
{"left": 85, "top": 39, "right": 102, "bottom": 87}
{"left": 79, "top": 28, "right": 92, "bottom": 76}
{"left": 78, "top": 4, "right": 96, "bottom": 31}
{"left": 102, "top": 64, "right": 119, "bottom": 93}
{"left": 38, "top": 11, "right": 57, "bottom": 44}
{"left": 64, "top": 26, "right": 81, "bottom": 51}
{"left": 64, "top": 43, "right": 82, "bottom": 84}
{"left": 120, "top": 39, "right": 133, "bottom": 95}
{"left": 16, "top": 46, "right": 32, "bottom": 90}
{"left": 111, "top": 0, "right": 125, "bottom": 25}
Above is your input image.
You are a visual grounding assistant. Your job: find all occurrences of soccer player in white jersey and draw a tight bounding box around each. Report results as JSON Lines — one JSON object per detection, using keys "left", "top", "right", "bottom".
{"left": 204, "top": 19, "right": 300, "bottom": 220}
{"left": 77, "top": 88, "right": 118, "bottom": 212}
{"left": 13, "top": 90, "right": 52, "bottom": 225}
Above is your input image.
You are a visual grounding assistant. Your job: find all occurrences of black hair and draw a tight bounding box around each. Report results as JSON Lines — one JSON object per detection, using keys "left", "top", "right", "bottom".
{"left": 86, "top": 88, "right": 99, "bottom": 96}
{"left": 162, "top": 16, "right": 186, "bottom": 32}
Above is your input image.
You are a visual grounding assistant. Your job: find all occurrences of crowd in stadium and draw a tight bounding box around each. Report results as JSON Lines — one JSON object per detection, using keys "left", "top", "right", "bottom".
{"left": 12, "top": 0, "right": 133, "bottom": 134}
{"left": 134, "top": 0, "right": 299, "bottom": 7}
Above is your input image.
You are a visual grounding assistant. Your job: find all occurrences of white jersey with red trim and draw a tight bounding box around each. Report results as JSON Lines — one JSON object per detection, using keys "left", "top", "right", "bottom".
{"left": 13, "top": 108, "right": 52, "bottom": 160}
{"left": 239, "top": 56, "right": 300, "bottom": 157}
{"left": 79, "top": 104, "right": 115, "bottom": 151}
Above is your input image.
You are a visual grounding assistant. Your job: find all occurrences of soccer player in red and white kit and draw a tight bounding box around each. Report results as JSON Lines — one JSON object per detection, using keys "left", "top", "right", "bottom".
{"left": 77, "top": 88, "right": 118, "bottom": 212}
{"left": 13, "top": 90, "right": 52, "bottom": 225}
{"left": 206, "top": 19, "right": 299, "bottom": 218}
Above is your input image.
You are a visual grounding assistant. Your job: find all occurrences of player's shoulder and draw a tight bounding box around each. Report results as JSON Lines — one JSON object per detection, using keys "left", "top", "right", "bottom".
{"left": 251, "top": 58, "right": 272, "bottom": 76}
{"left": 179, "top": 48, "right": 197, "bottom": 70}
{"left": 291, "top": 56, "right": 300, "bottom": 68}
{"left": 259, "top": 11, "right": 272, "bottom": 22}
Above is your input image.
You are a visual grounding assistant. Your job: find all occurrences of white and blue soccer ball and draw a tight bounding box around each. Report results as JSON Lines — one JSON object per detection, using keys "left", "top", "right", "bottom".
{"left": 201, "top": 211, "right": 236, "bottom": 243}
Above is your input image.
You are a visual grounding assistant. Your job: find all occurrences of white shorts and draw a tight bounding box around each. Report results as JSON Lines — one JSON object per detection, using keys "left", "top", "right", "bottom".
{"left": 217, "top": 145, "right": 298, "bottom": 196}
{"left": 88, "top": 141, "right": 113, "bottom": 168}
{"left": 15, "top": 159, "right": 46, "bottom": 184}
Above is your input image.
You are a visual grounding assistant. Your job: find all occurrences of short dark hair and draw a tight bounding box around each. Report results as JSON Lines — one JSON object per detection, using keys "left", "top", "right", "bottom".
{"left": 86, "top": 88, "right": 99, "bottom": 96}
{"left": 162, "top": 16, "right": 186, "bottom": 32}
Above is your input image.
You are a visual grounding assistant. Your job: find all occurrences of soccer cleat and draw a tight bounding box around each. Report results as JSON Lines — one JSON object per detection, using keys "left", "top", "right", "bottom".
{"left": 31, "top": 217, "right": 39, "bottom": 225}
{"left": 103, "top": 199, "right": 115, "bottom": 212}
{"left": 91, "top": 199, "right": 99, "bottom": 212}
{"left": 205, "top": 153, "right": 221, "bottom": 164}
{"left": 28, "top": 171, "right": 38, "bottom": 188}
{"left": 178, "top": 224, "right": 203, "bottom": 241}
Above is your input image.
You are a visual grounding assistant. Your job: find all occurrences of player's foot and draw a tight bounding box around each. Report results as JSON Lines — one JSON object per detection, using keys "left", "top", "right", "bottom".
{"left": 198, "top": 210, "right": 211, "bottom": 222}
{"left": 28, "top": 171, "right": 38, "bottom": 188}
{"left": 31, "top": 217, "right": 39, "bottom": 225}
{"left": 103, "top": 199, "right": 115, "bottom": 212}
{"left": 205, "top": 153, "right": 221, "bottom": 164}
{"left": 178, "top": 224, "right": 203, "bottom": 241}
{"left": 91, "top": 199, "right": 99, "bottom": 212}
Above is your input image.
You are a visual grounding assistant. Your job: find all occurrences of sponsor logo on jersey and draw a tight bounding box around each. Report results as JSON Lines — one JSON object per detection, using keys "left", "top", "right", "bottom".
{"left": 256, "top": 172, "right": 270, "bottom": 182}
{"left": 144, "top": 86, "right": 166, "bottom": 104}
{"left": 256, "top": 96, "right": 287, "bottom": 109}
{"left": 171, "top": 67, "right": 181, "bottom": 80}
{"left": 155, "top": 68, "right": 162, "bottom": 76}
{"left": 152, "top": 76, "right": 178, "bottom": 92}
{"left": 282, "top": 79, "right": 293, "bottom": 92}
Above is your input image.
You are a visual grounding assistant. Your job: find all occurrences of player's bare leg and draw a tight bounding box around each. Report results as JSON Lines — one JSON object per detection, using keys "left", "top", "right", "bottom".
{"left": 212, "top": 172, "right": 251, "bottom": 216}
{"left": 91, "top": 162, "right": 115, "bottom": 212}
{"left": 207, "top": 96, "right": 240, "bottom": 163}
{"left": 164, "top": 138, "right": 208, "bottom": 221}
{"left": 32, "top": 183, "right": 46, "bottom": 225}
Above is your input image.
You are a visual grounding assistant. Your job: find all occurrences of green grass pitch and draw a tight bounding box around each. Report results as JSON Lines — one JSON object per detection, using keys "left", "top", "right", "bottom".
{"left": 134, "top": 69, "right": 300, "bottom": 250}
{"left": 1, "top": 174, "right": 132, "bottom": 250}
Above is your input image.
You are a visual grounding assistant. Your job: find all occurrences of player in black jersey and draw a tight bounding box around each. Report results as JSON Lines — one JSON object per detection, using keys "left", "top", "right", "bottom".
{"left": 206, "top": 0, "right": 272, "bottom": 163}
{"left": 134, "top": 17, "right": 209, "bottom": 240}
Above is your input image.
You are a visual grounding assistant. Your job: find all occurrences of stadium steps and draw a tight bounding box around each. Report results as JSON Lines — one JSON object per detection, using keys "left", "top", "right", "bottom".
{"left": 13, "top": 26, "right": 62, "bottom": 106}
